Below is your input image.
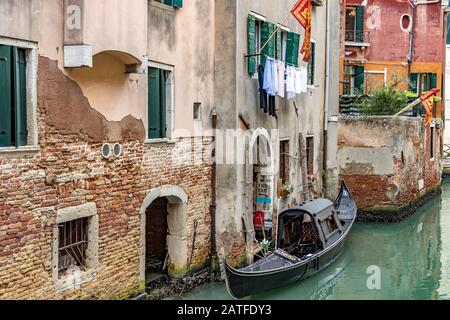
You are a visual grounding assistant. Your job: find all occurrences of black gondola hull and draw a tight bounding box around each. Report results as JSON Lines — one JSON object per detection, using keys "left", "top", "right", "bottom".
{"left": 224, "top": 232, "right": 348, "bottom": 299}
{"left": 224, "top": 182, "right": 356, "bottom": 299}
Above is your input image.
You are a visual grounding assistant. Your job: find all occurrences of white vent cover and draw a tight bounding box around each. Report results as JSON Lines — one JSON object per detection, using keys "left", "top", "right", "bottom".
{"left": 112, "top": 143, "right": 122, "bottom": 158}
{"left": 101, "top": 143, "right": 112, "bottom": 159}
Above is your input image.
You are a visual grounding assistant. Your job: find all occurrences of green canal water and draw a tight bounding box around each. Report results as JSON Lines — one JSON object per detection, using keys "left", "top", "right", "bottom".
{"left": 181, "top": 180, "right": 450, "bottom": 300}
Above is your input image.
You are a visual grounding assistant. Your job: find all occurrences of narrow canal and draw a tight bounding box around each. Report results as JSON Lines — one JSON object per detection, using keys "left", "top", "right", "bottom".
{"left": 181, "top": 180, "right": 450, "bottom": 300}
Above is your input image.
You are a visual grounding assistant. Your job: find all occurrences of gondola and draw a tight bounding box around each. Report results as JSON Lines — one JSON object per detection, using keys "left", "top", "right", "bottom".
{"left": 224, "top": 182, "right": 357, "bottom": 299}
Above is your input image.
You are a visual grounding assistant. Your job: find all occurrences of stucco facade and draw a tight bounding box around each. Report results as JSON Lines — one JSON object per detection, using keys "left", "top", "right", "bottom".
{"left": 340, "top": 0, "right": 445, "bottom": 118}
{"left": 213, "top": 0, "right": 338, "bottom": 265}
{"left": 0, "top": 0, "right": 214, "bottom": 299}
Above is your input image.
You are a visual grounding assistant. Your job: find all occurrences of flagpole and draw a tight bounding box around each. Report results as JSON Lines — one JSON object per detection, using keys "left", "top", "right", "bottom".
{"left": 393, "top": 89, "right": 440, "bottom": 117}
{"left": 392, "top": 98, "right": 422, "bottom": 118}
{"left": 257, "top": 0, "right": 301, "bottom": 55}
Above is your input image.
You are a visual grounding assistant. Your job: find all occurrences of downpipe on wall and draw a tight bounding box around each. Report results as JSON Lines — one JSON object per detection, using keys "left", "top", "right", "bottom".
{"left": 210, "top": 108, "right": 219, "bottom": 274}
{"left": 322, "top": 0, "right": 331, "bottom": 196}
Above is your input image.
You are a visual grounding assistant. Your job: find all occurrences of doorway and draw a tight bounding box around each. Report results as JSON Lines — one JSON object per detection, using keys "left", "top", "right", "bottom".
{"left": 145, "top": 197, "right": 169, "bottom": 282}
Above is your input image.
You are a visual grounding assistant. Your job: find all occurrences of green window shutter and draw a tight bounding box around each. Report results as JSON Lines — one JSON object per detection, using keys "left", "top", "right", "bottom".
{"left": 430, "top": 73, "right": 437, "bottom": 90}
{"left": 276, "top": 30, "right": 282, "bottom": 61}
{"left": 447, "top": 18, "right": 450, "bottom": 45}
{"left": 0, "top": 45, "right": 12, "bottom": 147}
{"left": 148, "top": 67, "right": 162, "bottom": 139}
{"left": 292, "top": 33, "right": 300, "bottom": 67}
{"left": 261, "top": 21, "right": 275, "bottom": 67}
{"left": 173, "top": 0, "right": 183, "bottom": 8}
{"left": 307, "top": 42, "right": 315, "bottom": 85}
{"left": 285, "top": 32, "right": 300, "bottom": 66}
{"left": 247, "top": 14, "right": 256, "bottom": 74}
{"left": 13, "top": 47, "right": 27, "bottom": 147}
{"left": 159, "top": 69, "right": 167, "bottom": 138}
{"left": 164, "top": 0, "right": 173, "bottom": 6}
{"left": 409, "top": 73, "right": 419, "bottom": 95}
{"left": 354, "top": 66, "right": 365, "bottom": 93}
{"left": 355, "top": 6, "right": 365, "bottom": 42}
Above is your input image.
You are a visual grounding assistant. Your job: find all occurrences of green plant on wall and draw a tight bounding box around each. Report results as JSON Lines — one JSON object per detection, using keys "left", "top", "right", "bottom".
{"left": 355, "top": 83, "right": 411, "bottom": 116}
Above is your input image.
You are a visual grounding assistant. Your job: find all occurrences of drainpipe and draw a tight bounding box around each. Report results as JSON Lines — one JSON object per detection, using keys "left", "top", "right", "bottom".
{"left": 210, "top": 108, "right": 218, "bottom": 272}
{"left": 408, "top": 1, "right": 417, "bottom": 76}
{"left": 323, "top": 0, "right": 331, "bottom": 196}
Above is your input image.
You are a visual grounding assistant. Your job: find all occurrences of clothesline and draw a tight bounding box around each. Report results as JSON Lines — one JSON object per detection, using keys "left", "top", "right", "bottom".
{"left": 260, "top": 54, "right": 302, "bottom": 68}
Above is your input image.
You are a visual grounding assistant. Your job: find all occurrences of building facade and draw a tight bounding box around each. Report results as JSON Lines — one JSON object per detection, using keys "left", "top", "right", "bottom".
{"left": 0, "top": 0, "right": 214, "bottom": 299}
{"left": 340, "top": 0, "right": 445, "bottom": 118}
{"left": 213, "top": 0, "right": 339, "bottom": 265}
{"left": 0, "top": 0, "right": 340, "bottom": 299}
{"left": 330, "top": 0, "right": 446, "bottom": 220}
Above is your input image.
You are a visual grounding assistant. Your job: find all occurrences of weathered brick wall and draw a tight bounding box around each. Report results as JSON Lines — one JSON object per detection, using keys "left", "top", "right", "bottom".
{"left": 0, "top": 57, "right": 213, "bottom": 299}
{"left": 338, "top": 116, "right": 442, "bottom": 218}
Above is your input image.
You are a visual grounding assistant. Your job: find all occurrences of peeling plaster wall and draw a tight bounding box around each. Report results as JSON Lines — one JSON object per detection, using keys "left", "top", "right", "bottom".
{"left": 147, "top": 0, "right": 215, "bottom": 136}
{"left": 338, "top": 116, "right": 443, "bottom": 215}
{"left": 0, "top": 0, "right": 148, "bottom": 123}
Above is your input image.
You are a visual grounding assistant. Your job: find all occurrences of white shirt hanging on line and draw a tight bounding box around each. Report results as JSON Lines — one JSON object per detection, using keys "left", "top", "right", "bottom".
{"left": 276, "top": 60, "right": 285, "bottom": 98}
{"left": 263, "top": 57, "right": 277, "bottom": 96}
{"left": 286, "top": 65, "right": 296, "bottom": 100}
{"left": 300, "top": 67, "right": 308, "bottom": 93}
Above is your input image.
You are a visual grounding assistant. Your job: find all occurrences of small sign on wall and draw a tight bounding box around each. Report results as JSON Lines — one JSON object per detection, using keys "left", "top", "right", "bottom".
{"left": 418, "top": 179, "right": 424, "bottom": 191}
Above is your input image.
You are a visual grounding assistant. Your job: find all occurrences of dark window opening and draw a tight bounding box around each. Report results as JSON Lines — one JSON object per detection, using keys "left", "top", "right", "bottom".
{"left": 306, "top": 136, "right": 314, "bottom": 175}
{"left": 145, "top": 197, "right": 169, "bottom": 275}
{"left": 280, "top": 140, "right": 290, "bottom": 184}
{"left": 58, "top": 218, "right": 88, "bottom": 274}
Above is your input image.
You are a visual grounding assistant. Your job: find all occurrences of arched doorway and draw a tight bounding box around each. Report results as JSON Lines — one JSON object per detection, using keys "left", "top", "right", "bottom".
{"left": 139, "top": 186, "right": 189, "bottom": 284}
{"left": 145, "top": 197, "right": 169, "bottom": 276}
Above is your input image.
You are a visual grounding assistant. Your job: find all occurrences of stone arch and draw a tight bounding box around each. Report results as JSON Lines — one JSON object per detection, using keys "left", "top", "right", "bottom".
{"left": 248, "top": 128, "right": 275, "bottom": 173}
{"left": 139, "top": 186, "right": 189, "bottom": 282}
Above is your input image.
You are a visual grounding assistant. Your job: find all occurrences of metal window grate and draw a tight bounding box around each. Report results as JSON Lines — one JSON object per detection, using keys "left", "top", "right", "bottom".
{"left": 58, "top": 218, "right": 88, "bottom": 273}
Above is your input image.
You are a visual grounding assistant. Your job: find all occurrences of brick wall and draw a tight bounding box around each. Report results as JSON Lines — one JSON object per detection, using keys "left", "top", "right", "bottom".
{"left": 0, "top": 57, "right": 213, "bottom": 299}
{"left": 337, "top": 116, "right": 442, "bottom": 219}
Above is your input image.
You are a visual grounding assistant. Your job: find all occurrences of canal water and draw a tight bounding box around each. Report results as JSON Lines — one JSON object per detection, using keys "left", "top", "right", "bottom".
{"left": 181, "top": 180, "right": 450, "bottom": 300}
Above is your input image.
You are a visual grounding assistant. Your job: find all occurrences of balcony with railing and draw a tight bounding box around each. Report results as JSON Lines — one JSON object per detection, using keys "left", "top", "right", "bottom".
{"left": 345, "top": 31, "right": 371, "bottom": 47}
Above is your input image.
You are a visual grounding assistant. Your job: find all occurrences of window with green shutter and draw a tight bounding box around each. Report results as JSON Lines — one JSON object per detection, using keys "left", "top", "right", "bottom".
{"left": 0, "top": 44, "right": 27, "bottom": 148}
{"left": 0, "top": 45, "right": 12, "bottom": 147}
{"left": 355, "top": 6, "right": 365, "bottom": 42}
{"left": 260, "top": 21, "right": 275, "bottom": 67}
{"left": 156, "top": 0, "right": 182, "bottom": 8}
{"left": 172, "top": 0, "right": 183, "bottom": 8}
{"left": 286, "top": 32, "right": 300, "bottom": 67}
{"left": 409, "top": 73, "right": 419, "bottom": 95}
{"left": 247, "top": 14, "right": 256, "bottom": 75}
{"left": 307, "top": 42, "right": 316, "bottom": 85}
{"left": 447, "top": 18, "right": 450, "bottom": 45}
{"left": 354, "top": 65, "right": 365, "bottom": 93}
{"left": 148, "top": 67, "right": 168, "bottom": 140}
{"left": 276, "top": 30, "right": 282, "bottom": 61}
{"left": 430, "top": 73, "right": 437, "bottom": 90}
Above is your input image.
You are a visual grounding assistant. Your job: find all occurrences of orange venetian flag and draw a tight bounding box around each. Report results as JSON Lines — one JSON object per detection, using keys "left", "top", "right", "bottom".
{"left": 291, "top": 0, "right": 312, "bottom": 62}
{"left": 420, "top": 89, "right": 440, "bottom": 127}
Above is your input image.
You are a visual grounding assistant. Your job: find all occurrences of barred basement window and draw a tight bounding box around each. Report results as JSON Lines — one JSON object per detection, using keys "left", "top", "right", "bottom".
{"left": 58, "top": 218, "right": 88, "bottom": 274}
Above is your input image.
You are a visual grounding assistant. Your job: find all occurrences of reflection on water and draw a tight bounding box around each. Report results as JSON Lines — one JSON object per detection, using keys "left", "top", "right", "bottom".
{"left": 182, "top": 180, "right": 450, "bottom": 300}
